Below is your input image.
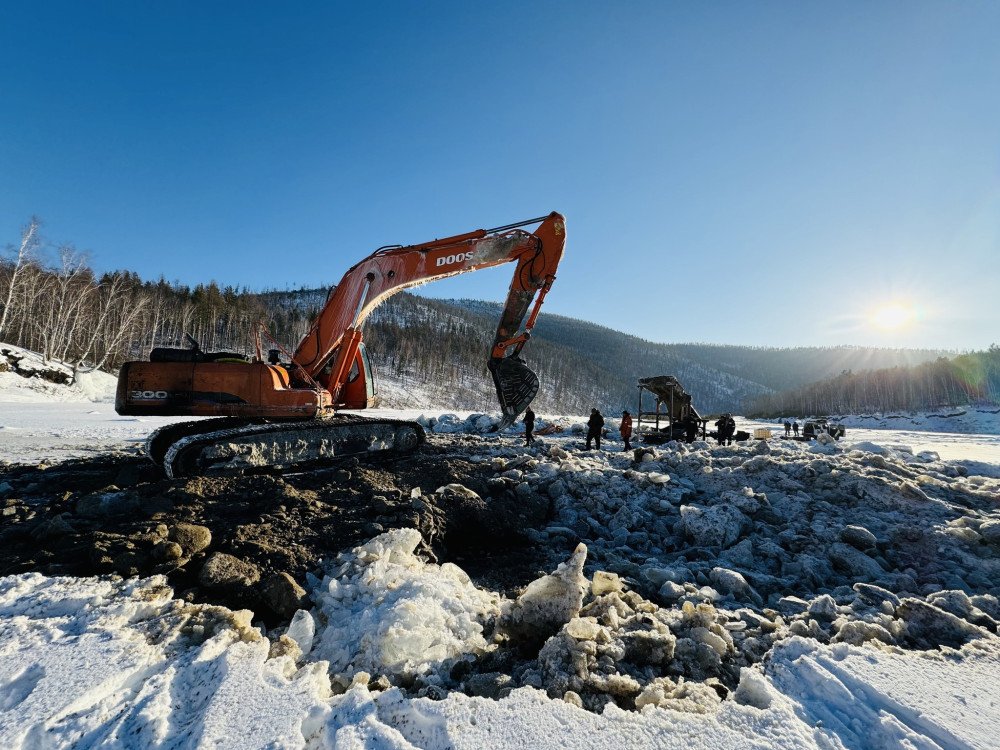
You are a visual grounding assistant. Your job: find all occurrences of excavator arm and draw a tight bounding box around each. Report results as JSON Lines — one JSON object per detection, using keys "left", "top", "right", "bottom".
{"left": 292, "top": 212, "right": 566, "bottom": 425}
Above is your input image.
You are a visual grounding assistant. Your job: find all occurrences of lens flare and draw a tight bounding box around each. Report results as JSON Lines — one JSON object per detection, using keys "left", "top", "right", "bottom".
{"left": 870, "top": 303, "right": 915, "bottom": 331}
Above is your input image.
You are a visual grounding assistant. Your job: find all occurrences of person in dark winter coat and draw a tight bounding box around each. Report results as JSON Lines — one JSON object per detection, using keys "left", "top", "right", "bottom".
{"left": 619, "top": 410, "right": 633, "bottom": 450}
{"left": 586, "top": 408, "right": 605, "bottom": 450}
{"left": 685, "top": 413, "right": 699, "bottom": 443}
{"left": 784, "top": 420, "right": 791, "bottom": 436}
{"left": 715, "top": 413, "right": 736, "bottom": 445}
{"left": 792, "top": 421, "right": 799, "bottom": 437}
{"left": 523, "top": 407, "right": 535, "bottom": 446}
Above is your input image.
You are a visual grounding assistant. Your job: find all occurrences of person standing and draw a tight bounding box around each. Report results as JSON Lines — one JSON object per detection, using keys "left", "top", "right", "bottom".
{"left": 784, "top": 420, "right": 791, "bottom": 437}
{"left": 714, "top": 415, "right": 727, "bottom": 445}
{"left": 724, "top": 414, "right": 736, "bottom": 445}
{"left": 523, "top": 406, "right": 535, "bottom": 447}
{"left": 619, "top": 410, "right": 633, "bottom": 450}
{"left": 586, "top": 408, "right": 605, "bottom": 450}
{"left": 792, "top": 421, "right": 799, "bottom": 437}
{"left": 685, "top": 413, "right": 699, "bottom": 443}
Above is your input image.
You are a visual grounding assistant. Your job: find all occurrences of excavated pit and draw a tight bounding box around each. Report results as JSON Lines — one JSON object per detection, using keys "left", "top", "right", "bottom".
{"left": 0, "top": 436, "right": 554, "bottom": 621}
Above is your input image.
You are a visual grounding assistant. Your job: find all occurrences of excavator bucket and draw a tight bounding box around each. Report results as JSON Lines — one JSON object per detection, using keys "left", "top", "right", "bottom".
{"left": 489, "top": 356, "right": 539, "bottom": 430}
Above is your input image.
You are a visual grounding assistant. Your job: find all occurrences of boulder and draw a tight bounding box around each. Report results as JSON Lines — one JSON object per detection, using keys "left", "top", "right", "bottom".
{"left": 828, "top": 542, "right": 884, "bottom": 580}
{"left": 261, "top": 572, "right": 309, "bottom": 618}
{"left": 199, "top": 552, "right": 261, "bottom": 589}
{"left": 168, "top": 523, "right": 212, "bottom": 556}
{"left": 979, "top": 520, "right": 1000, "bottom": 545}
{"left": 840, "top": 525, "right": 877, "bottom": 551}
{"left": 679, "top": 504, "right": 748, "bottom": 548}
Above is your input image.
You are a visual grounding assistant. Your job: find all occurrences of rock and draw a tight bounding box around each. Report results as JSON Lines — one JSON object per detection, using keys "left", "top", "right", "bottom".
{"left": 372, "top": 495, "right": 397, "bottom": 514}
{"left": 840, "top": 525, "right": 877, "bottom": 551}
{"left": 261, "top": 572, "right": 309, "bottom": 618}
{"left": 832, "top": 620, "right": 895, "bottom": 646}
{"left": 464, "top": 672, "right": 512, "bottom": 699}
{"left": 720, "top": 538, "right": 755, "bottom": 568}
{"left": 152, "top": 541, "right": 184, "bottom": 562}
{"left": 659, "top": 581, "right": 686, "bottom": 600}
{"left": 30, "top": 515, "right": 73, "bottom": 541}
{"left": 0, "top": 481, "right": 13, "bottom": 498}
{"left": 75, "top": 491, "right": 141, "bottom": 519}
{"left": 679, "top": 504, "right": 748, "bottom": 548}
{"left": 591, "top": 570, "right": 623, "bottom": 596}
{"left": 362, "top": 522, "right": 385, "bottom": 537}
{"left": 897, "top": 598, "right": 990, "bottom": 649}
{"left": 548, "top": 479, "right": 568, "bottom": 499}
{"left": 199, "top": 552, "right": 261, "bottom": 589}
{"left": 979, "top": 520, "right": 1000, "bottom": 545}
{"left": 776, "top": 595, "right": 809, "bottom": 615}
{"left": 807, "top": 594, "right": 838, "bottom": 620}
{"left": 852, "top": 582, "right": 900, "bottom": 609}
{"left": 168, "top": 523, "right": 212, "bottom": 556}
{"left": 828, "top": 542, "right": 884, "bottom": 580}
{"left": 709, "top": 567, "right": 762, "bottom": 605}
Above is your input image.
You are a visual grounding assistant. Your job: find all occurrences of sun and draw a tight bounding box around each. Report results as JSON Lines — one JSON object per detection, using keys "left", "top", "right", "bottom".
{"left": 870, "top": 302, "right": 915, "bottom": 331}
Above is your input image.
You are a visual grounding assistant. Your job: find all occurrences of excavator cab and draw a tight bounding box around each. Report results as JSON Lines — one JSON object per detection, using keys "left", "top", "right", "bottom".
{"left": 338, "top": 342, "right": 377, "bottom": 409}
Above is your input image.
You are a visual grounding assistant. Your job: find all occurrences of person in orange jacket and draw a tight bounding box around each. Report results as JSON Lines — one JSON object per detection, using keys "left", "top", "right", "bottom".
{"left": 619, "top": 410, "right": 633, "bottom": 450}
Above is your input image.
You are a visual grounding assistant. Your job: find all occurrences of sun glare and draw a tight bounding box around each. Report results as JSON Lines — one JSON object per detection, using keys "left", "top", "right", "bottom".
{"left": 870, "top": 302, "right": 915, "bottom": 331}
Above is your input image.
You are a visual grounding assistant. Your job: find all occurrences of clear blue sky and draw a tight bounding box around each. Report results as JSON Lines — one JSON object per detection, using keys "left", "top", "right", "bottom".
{"left": 2, "top": 1, "right": 998, "bottom": 350}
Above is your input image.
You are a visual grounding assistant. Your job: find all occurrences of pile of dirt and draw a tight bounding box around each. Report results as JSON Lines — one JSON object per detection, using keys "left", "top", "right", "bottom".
{"left": 0, "top": 435, "right": 553, "bottom": 622}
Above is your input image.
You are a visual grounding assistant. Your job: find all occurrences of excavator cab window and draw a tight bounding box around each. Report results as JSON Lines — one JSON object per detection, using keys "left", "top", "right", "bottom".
{"left": 360, "top": 342, "right": 376, "bottom": 401}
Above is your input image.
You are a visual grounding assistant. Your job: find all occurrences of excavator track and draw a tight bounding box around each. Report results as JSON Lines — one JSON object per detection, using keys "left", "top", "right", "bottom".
{"left": 151, "top": 416, "right": 425, "bottom": 479}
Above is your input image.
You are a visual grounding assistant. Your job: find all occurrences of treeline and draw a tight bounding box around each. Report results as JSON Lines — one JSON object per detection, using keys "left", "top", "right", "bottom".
{"left": 745, "top": 348, "right": 1000, "bottom": 417}
{"left": 0, "top": 219, "right": 316, "bottom": 373}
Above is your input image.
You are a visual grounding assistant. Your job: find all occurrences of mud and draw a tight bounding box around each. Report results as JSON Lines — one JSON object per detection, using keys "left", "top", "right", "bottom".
{"left": 0, "top": 435, "right": 553, "bottom": 622}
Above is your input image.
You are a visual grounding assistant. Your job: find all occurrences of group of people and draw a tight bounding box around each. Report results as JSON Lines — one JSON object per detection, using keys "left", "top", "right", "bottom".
{"left": 783, "top": 420, "right": 800, "bottom": 437}
{"left": 523, "top": 407, "right": 704, "bottom": 451}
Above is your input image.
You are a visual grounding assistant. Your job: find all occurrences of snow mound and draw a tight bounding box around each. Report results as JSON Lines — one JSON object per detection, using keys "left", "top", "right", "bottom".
{"left": 309, "top": 528, "right": 502, "bottom": 687}
{"left": 0, "top": 344, "right": 117, "bottom": 403}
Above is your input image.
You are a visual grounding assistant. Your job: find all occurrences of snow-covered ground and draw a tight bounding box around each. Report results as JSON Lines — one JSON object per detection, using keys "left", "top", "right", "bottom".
{"left": 2, "top": 355, "right": 1000, "bottom": 748}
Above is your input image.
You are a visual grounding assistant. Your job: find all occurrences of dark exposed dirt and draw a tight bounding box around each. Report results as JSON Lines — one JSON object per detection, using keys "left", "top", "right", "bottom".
{"left": 0, "top": 435, "right": 554, "bottom": 623}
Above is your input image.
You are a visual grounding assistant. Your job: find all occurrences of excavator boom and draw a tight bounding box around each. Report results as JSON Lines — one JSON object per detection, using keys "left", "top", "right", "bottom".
{"left": 292, "top": 212, "right": 566, "bottom": 424}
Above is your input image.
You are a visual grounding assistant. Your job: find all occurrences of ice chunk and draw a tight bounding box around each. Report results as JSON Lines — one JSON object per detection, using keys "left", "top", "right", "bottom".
{"left": 309, "top": 529, "right": 500, "bottom": 683}
{"left": 286, "top": 609, "right": 315, "bottom": 656}
{"left": 502, "top": 543, "right": 588, "bottom": 645}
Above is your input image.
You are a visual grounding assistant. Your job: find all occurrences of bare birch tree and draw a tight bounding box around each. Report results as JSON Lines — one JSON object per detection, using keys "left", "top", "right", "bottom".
{"left": 0, "top": 216, "right": 42, "bottom": 338}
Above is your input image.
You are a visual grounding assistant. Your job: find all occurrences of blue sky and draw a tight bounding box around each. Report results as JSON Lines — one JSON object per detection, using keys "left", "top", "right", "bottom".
{"left": 2, "top": 1, "right": 998, "bottom": 350}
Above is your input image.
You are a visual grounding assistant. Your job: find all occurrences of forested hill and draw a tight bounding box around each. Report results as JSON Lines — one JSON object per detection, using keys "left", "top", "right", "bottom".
{"left": 437, "top": 298, "right": 948, "bottom": 414}
{"left": 258, "top": 290, "right": 951, "bottom": 414}
{"left": 745, "top": 347, "right": 1000, "bottom": 417}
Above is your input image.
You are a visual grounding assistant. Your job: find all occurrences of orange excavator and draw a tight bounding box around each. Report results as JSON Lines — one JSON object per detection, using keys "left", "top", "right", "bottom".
{"left": 116, "top": 212, "right": 566, "bottom": 477}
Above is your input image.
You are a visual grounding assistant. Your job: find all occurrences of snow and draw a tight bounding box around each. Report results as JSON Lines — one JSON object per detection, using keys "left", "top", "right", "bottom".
{"left": 309, "top": 528, "right": 501, "bottom": 686}
{"left": 0, "top": 344, "right": 119, "bottom": 404}
{"left": 3, "top": 357, "right": 1000, "bottom": 747}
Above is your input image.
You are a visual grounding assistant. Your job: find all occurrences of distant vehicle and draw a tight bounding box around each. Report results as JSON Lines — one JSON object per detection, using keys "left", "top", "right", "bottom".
{"left": 801, "top": 418, "right": 846, "bottom": 440}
